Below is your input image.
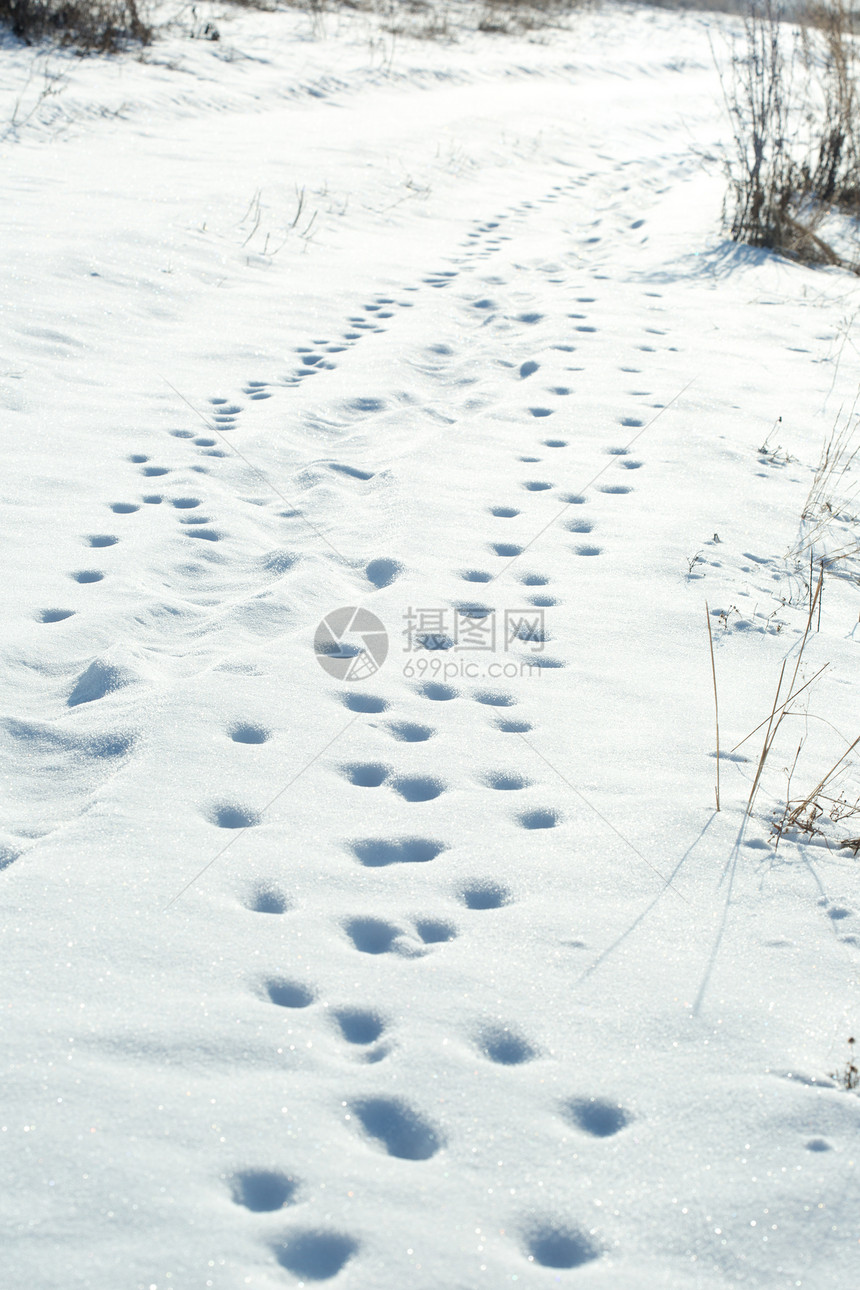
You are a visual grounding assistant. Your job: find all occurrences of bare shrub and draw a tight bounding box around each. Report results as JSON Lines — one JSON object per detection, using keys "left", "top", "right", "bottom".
{"left": 720, "top": 0, "right": 860, "bottom": 270}
{"left": 0, "top": 0, "right": 151, "bottom": 49}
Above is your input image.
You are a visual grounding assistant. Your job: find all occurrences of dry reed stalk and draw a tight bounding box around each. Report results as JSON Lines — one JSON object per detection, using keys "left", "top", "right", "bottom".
{"left": 705, "top": 602, "right": 721, "bottom": 811}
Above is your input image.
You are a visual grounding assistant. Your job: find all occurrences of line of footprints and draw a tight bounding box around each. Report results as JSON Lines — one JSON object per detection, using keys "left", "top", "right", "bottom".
{"left": 32, "top": 192, "right": 653, "bottom": 1280}
{"left": 237, "top": 849, "right": 633, "bottom": 1279}
{"left": 214, "top": 312, "right": 646, "bottom": 1278}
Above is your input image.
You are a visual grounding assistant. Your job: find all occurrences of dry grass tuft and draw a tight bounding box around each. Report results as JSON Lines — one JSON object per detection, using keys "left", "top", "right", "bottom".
{"left": 720, "top": 0, "right": 860, "bottom": 271}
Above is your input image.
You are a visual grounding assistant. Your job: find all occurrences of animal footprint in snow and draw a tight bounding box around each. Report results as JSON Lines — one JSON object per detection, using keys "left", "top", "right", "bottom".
{"left": 387, "top": 721, "right": 434, "bottom": 742}
{"left": 477, "top": 1024, "right": 537, "bottom": 1065}
{"left": 518, "top": 808, "right": 561, "bottom": 830}
{"left": 349, "top": 1097, "right": 443, "bottom": 1159}
{"left": 391, "top": 775, "right": 445, "bottom": 802}
{"left": 562, "top": 1096, "right": 631, "bottom": 1137}
{"left": 366, "top": 557, "right": 403, "bottom": 589}
{"left": 184, "top": 528, "right": 222, "bottom": 541}
{"left": 343, "top": 917, "right": 414, "bottom": 955}
{"left": 414, "top": 918, "right": 457, "bottom": 944}
{"left": 484, "top": 772, "right": 531, "bottom": 790}
{"left": 207, "top": 802, "right": 260, "bottom": 829}
{"left": 109, "top": 502, "right": 139, "bottom": 514}
{"left": 339, "top": 692, "right": 389, "bottom": 714}
{"left": 37, "top": 608, "right": 75, "bottom": 623}
{"left": 272, "top": 1231, "right": 358, "bottom": 1280}
{"left": 522, "top": 1220, "right": 601, "bottom": 1269}
{"left": 416, "top": 681, "right": 458, "bottom": 702}
{"left": 347, "top": 837, "right": 446, "bottom": 867}
{"left": 521, "top": 480, "right": 553, "bottom": 491}
{"left": 474, "top": 690, "right": 516, "bottom": 707}
{"left": 232, "top": 1170, "right": 298, "bottom": 1212}
{"left": 496, "top": 718, "right": 532, "bottom": 732}
{"left": 265, "top": 979, "right": 315, "bottom": 1008}
{"left": 460, "top": 879, "right": 512, "bottom": 910}
{"left": 229, "top": 722, "right": 270, "bottom": 744}
{"left": 332, "top": 1007, "right": 386, "bottom": 1046}
{"left": 245, "top": 884, "right": 289, "bottom": 914}
{"left": 490, "top": 542, "right": 523, "bottom": 558}
{"left": 341, "top": 762, "right": 389, "bottom": 788}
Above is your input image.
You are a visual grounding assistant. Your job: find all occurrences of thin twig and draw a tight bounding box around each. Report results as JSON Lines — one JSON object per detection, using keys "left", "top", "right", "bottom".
{"left": 706, "top": 601, "right": 720, "bottom": 811}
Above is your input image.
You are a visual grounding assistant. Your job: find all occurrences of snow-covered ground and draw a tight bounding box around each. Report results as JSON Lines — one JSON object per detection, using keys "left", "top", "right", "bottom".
{"left": 2, "top": 4, "right": 860, "bottom": 1286}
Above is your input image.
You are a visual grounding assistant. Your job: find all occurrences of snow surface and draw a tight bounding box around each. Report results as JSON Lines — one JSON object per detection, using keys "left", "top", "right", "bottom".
{"left": 2, "top": 4, "right": 860, "bottom": 1287}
